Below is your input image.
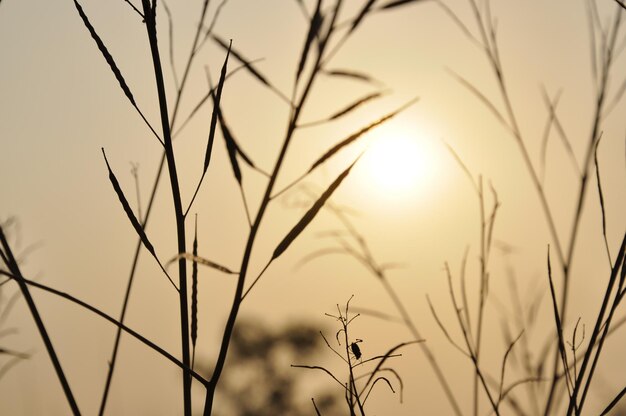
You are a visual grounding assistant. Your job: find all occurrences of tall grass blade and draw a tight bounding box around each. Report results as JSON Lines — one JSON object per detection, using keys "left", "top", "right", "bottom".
{"left": 272, "top": 156, "right": 361, "bottom": 260}
{"left": 296, "top": 0, "right": 323, "bottom": 82}
{"left": 308, "top": 98, "right": 418, "bottom": 173}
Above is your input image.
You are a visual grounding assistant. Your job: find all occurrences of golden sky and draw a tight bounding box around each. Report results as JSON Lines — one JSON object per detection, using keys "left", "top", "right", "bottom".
{"left": 1, "top": 0, "right": 625, "bottom": 414}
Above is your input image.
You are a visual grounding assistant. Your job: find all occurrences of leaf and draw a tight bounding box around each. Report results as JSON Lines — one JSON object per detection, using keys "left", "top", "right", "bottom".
{"left": 167, "top": 253, "right": 238, "bottom": 275}
{"left": 218, "top": 111, "right": 242, "bottom": 183}
{"left": 272, "top": 156, "right": 362, "bottom": 260}
{"left": 212, "top": 35, "right": 292, "bottom": 105}
{"left": 216, "top": 110, "right": 261, "bottom": 173}
{"left": 327, "top": 91, "right": 386, "bottom": 121}
{"left": 102, "top": 149, "right": 156, "bottom": 258}
{"left": 102, "top": 150, "right": 178, "bottom": 290}
{"left": 0, "top": 348, "right": 28, "bottom": 359}
{"left": 378, "top": 0, "right": 428, "bottom": 10}
{"left": 296, "top": 0, "right": 323, "bottom": 82}
{"left": 73, "top": 0, "right": 136, "bottom": 106}
{"left": 212, "top": 35, "right": 271, "bottom": 87}
{"left": 350, "top": 0, "right": 377, "bottom": 34}
{"left": 324, "top": 69, "right": 380, "bottom": 85}
{"left": 209, "top": 83, "right": 257, "bottom": 184}
{"left": 204, "top": 40, "right": 231, "bottom": 173}
{"left": 308, "top": 97, "right": 418, "bottom": 173}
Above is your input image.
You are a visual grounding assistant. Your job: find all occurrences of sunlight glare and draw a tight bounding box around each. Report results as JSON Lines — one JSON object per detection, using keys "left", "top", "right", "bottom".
{"left": 358, "top": 130, "right": 438, "bottom": 200}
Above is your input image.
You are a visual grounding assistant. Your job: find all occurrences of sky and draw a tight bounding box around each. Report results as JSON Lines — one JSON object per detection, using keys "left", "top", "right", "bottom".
{"left": 1, "top": 0, "right": 626, "bottom": 414}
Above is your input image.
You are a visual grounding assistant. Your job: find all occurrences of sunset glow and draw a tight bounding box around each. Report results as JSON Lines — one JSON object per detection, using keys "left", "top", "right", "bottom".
{"left": 359, "top": 132, "right": 437, "bottom": 198}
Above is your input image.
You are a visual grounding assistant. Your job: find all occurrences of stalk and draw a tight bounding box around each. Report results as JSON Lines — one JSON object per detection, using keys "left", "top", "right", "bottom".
{"left": 140, "top": 2, "right": 191, "bottom": 414}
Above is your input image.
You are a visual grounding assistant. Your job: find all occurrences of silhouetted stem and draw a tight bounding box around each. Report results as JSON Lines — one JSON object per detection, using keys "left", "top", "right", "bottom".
{"left": 566, "top": 233, "right": 626, "bottom": 415}
{"left": 545, "top": 10, "right": 622, "bottom": 415}
{"left": 379, "top": 277, "right": 464, "bottom": 416}
{"left": 202, "top": 4, "right": 344, "bottom": 414}
{"left": 0, "top": 228, "right": 81, "bottom": 415}
{"left": 141, "top": 2, "right": 191, "bottom": 414}
{"left": 12, "top": 274, "right": 210, "bottom": 386}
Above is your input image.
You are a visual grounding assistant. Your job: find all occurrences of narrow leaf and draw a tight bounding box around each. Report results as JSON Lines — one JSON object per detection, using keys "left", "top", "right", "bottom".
{"left": 328, "top": 91, "right": 385, "bottom": 121}
{"left": 73, "top": 0, "right": 136, "bottom": 106}
{"left": 212, "top": 35, "right": 271, "bottom": 87}
{"left": 74, "top": 0, "right": 162, "bottom": 146}
{"left": 272, "top": 156, "right": 362, "bottom": 260}
{"left": 212, "top": 34, "right": 292, "bottom": 105}
{"left": 215, "top": 108, "right": 262, "bottom": 174}
{"left": 324, "top": 69, "right": 380, "bottom": 85}
{"left": 218, "top": 111, "right": 242, "bottom": 183}
{"left": 208, "top": 78, "right": 254, "bottom": 184}
{"left": 308, "top": 98, "right": 418, "bottom": 173}
{"left": 167, "top": 253, "right": 238, "bottom": 275}
{"left": 204, "top": 41, "right": 231, "bottom": 172}
{"left": 296, "top": 0, "right": 323, "bottom": 82}
{"left": 0, "top": 348, "right": 28, "bottom": 359}
{"left": 379, "top": 0, "right": 427, "bottom": 10}
{"left": 234, "top": 140, "right": 256, "bottom": 169}
{"left": 102, "top": 149, "right": 155, "bottom": 258}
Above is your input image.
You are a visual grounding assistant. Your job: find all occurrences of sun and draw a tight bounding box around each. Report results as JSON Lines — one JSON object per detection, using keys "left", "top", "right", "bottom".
{"left": 356, "top": 128, "right": 438, "bottom": 200}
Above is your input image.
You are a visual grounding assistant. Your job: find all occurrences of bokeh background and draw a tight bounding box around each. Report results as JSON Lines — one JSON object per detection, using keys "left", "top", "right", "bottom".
{"left": 1, "top": 0, "right": 625, "bottom": 414}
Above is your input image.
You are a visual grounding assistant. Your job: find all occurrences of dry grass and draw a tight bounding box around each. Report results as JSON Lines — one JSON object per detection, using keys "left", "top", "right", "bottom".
{"left": 1, "top": 0, "right": 625, "bottom": 415}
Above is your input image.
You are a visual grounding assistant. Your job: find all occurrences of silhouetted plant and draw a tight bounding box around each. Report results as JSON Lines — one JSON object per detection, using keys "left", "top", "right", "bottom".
{"left": 1, "top": 0, "right": 426, "bottom": 415}
{"left": 293, "top": 296, "right": 422, "bottom": 416}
